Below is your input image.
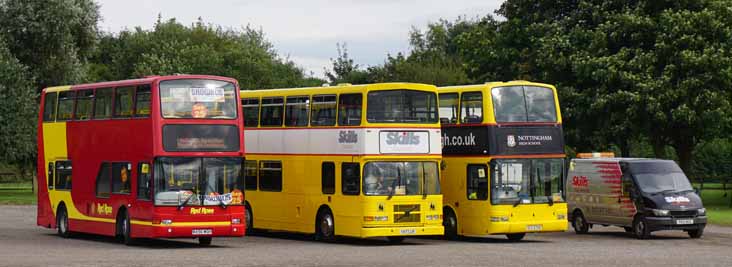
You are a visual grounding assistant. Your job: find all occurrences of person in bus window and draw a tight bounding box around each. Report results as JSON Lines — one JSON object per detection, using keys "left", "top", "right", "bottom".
{"left": 120, "top": 166, "right": 130, "bottom": 193}
{"left": 364, "top": 167, "right": 384, "bottom": 195}
{"left": 191, "top": 102, "right": 208, "bottom": 118}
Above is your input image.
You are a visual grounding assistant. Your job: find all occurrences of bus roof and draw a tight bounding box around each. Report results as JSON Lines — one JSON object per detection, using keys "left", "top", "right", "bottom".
{"left": 240, "top": 82, "right": 437, "bottom": 97}
{"left": 42, "top": 74, "right": 239, "bottom": 93}
{"left": 438, "top": 80, "right": 556, "bottom": 91}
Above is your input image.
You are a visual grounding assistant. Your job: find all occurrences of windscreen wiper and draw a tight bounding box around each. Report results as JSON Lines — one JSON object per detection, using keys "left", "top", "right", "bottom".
{"left": 547, "top": 195, "right": 554, "bottom": 206}
{"left": 513, "top": 197, "right": 523, "bottom": 207}
{"left": 178, "top": 191, "right": 196, "bottom": 211}
{"left": 386, "top": 178, "right": 398, "bottom": 200}
{"left": 205, "top": 182, "right": 227, "bottom": 210}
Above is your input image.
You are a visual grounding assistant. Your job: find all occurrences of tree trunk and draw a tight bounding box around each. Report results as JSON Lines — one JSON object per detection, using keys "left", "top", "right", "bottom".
{"left": 618, "top": 137, "right": 630, "bottom": 157}
{"left": 675, "top": 141, "right": 695, "bottom": 177}
{"left": 651, "top": 137, "right": 666, "bottom": 158}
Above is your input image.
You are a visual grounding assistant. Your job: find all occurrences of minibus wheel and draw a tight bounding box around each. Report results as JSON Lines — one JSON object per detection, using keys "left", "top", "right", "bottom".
{"left": 632, "top": 216, "right": 651, "bottom": 239}
{"left": 572, "top": 210, "right": 590, "bottom": 234}
{"left": 687, "top": 227, "right": 704, "bottom": 239}
{"left": 56, "top": 206, "right": 71, "bottom": 238}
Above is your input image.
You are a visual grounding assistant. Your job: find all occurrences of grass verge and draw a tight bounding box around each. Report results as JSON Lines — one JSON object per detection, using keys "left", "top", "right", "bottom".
{"left": 0, "top": 183, "right": 35, "bottom": 205}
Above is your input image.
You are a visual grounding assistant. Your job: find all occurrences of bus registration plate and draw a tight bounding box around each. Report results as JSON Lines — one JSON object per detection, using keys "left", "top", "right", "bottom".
{"left": 192, "top": 229, "right": 212, "bottom": 235}
{"left": 400, "top": 229, "right": 416, "bottom": 234}
{"left": 526, "top": 225, "right": 543, "bottom": 231}
{"left": 676, "top": 219, "right": 694, "bottom": 225}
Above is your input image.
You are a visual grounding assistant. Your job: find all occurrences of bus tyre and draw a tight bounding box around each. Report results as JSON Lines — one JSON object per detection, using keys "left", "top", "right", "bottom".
{"left": 506, "top": 233, "right": 525, "bottom": 241}
{"left": 315, "top": 210, "right": 335, "bottom": 242}
{"left": 387, "top": 236, "right": 405, "bottom": 244}
{"left": 119, "top": 211, "right": 135, "bottom": 246}
{"left": 56, "top": 207, "right": 71, "bottom": 238}
{"left": 687, "top": 227, "right": 704, "bottom": 239}
{"left": 199, "top": 237, "right": 212, "bottom": 246}
{"left": 443, "top": 209, "right": 458, "bottom": 240}
{"left": 572, "top": 211, "right": 590, "bottom": 234}
{"left": 633, "top": 216, "right": 651, "bottom": 239}
{"left": 245, "top": 205, "right": 253, "bottom": 235}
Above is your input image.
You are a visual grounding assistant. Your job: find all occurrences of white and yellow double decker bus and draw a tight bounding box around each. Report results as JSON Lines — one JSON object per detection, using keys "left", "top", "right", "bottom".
{"left": 240, "top": 83, "right": 444, "bottom": 243}
{"left": 438, "top": 81, "right": 568, "bottom": 241}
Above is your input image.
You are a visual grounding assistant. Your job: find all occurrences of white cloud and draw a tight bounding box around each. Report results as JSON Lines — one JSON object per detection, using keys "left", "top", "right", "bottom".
{"left": 96, "top": 0, "right": 504, "bottom": 78}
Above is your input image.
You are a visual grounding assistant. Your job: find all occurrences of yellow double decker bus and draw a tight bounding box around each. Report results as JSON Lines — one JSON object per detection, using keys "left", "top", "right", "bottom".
{"left": 240, "top": 83, "right": 444, "bottom": 243}
{"left": 438, "top": 81, "right": 567, "bottom": 241}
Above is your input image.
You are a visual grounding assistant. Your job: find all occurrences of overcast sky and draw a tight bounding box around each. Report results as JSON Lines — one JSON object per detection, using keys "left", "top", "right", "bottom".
{"left": 96, "top": 0, "right": 503, "bottom": 78}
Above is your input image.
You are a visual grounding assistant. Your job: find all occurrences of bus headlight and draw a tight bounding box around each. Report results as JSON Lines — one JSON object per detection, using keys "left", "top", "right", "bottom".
{"left": 652, "top": 209, "right": 669, "bottom": 216}
{"left": 490, "top": 216, "right": 509, "bottom": 222}
{"left": 161, "top": 219, "right": 173, "bottom": 225}
{"left": 557, "top": 214, "right": 566, "bottom": 220}
{"left": 364, "top": 216, "right": 389, "bottom": 222}
{"left": 232, "top": 218, "right": 241, "bottom": 224}
{"left": 426, "top": 215, "right": 441, "bottom": 221}
{"left": 697, "top": 208, "right": 706, "bottom": 216}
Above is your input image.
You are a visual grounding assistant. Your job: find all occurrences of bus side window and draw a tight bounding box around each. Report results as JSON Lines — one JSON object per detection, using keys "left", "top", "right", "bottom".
{"left": 460, "top": 91, "right": 483, "bottom": 124}
{"left": 114, "top": 86, "right": 135, "bottom": 118}
{"left": 134, "top": 85, "right": 151, "bottom": 118}
{"left": 137, "top": 162, "right": 151, "bottom": 200}
{"left": 57, "top": 91, "right": 76, "bottom": 121}
{"left": 74, "top": 90, "right": 94, "bottom": 121}
{"left": 94, "top": 88, "right": 114, "bottom": 119}
{"left": 338, "top": 93, "right": 362, "bottom": 126}
{"left": 112, "top": 162, "right": 132, "bottom": 194}
{"left": 96, "top": 163, "right": 111, "bottom": 198}
{"left": 260, "top": 97, "right": 284, "bottom": 127}
{"left": 54, "top": 160, "right": 72, "bottom": 190}
{"left": 242, "top": 98, "right": 260, "bottom": 127}
{"left": 47, "top": 162, "right": 54, "bottom": 189}
{"left": 285, "top": 95, "right": 309, "bottom": 127}
{"left": 244, "top": 160, "right": 258, "bottom": 191}
{"left": 467, "top": 164, "right": 488, "bottom": 200}
{"left": 341, "top": 163, "right": 360, "bottom": 195}
{"left": 42, "top": 92, "right": 58, "bottom": 122}
{"left": 311, "top": 95, "right": 336, "bottom": 126}
{"left": 438, "top": 93, "right": 459, "bottom": 124}
{"left": 322, "top": 162, "right": 335, "bottom": 194}
{"left": 259, "top": 161, "right": 282, "bottom": 191}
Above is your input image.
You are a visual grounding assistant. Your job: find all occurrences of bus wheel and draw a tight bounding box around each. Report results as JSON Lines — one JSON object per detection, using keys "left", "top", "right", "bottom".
{"left": 443, "top": 209, "right": 458, "bottom": 240}
{"left": 315, "top": 210, "right": 335, "bottom": 242}
{"left": 687, "top": 226, "right": 704, "bottom": 239}
{"left": 119, "top": 211, "right": 135, "bottom": 245}
{"left": 387, "top": 236, "right": 405, "bottom": 244}
{"left": 245, "top": 205, "right": 253, "bottom": 235}
{"left": 506, "top": 233, "right": 525, "bottom": 241}
{"left": 199, "top": 237, "right": 212, "bottom": 246}
{"left": 56, "top": 207, "right": 71, "bottom": 238}
{"left": 572, "top": 211, "right": 590, "bottom": 234}
{"left": 632, "top": 215, "right": 651, "bottom": 239}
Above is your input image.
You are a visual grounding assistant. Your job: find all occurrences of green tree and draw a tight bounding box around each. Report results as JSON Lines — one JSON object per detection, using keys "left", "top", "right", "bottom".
{"left": 0, "top": 0, "right": 100, "bottom": 90}
{"left": 0, "top": 39, "right": 37, "bottom": 168}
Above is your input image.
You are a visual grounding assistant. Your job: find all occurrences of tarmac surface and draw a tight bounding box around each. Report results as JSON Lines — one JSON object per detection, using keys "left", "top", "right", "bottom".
{"left": 1, "top": 205, "right": 731, "bottom": 267}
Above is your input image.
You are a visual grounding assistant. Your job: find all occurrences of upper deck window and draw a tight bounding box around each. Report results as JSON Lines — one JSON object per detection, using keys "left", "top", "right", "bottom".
{"left": 367, "top": 90, "right": 438, "bottom": 123}
{"left": 438, "top": 93, "right": 459, "bottom": 124}
{"left": 460, "top": 92, "right": 483, "bottom": 123}
{"left": 159, "top": 79, "right": 237, "bottom": 119}
{"left": 311, "top": 95, "right": 336, "bottom": 126}
{"left": 42, "top": 92, "right": 58, "bottom": 122}
{"left": 241, "top": 98, "right": 260, "bottom": 127}
{"left": 260, "top": 97, "right": 284, "bottom": 126}
{"left": 285, "top": 96, "right": 309, "bottom": 127}
{"left": 57, "top": 91, "right": 76, "bottom": 121}
{"left": 134, "top": 85, "right": 151, "bottom": 118}
{"left": 74, "top": 90, "right": 94, "bottom": 120}
{"left": 492, "top": 86, "right": 557, "bottom": 122}
{"left": 338, "top": 94, "right": 361, "bottom": 126}
{"left": 114, "top": 86, "right": 135, "bottom": 118}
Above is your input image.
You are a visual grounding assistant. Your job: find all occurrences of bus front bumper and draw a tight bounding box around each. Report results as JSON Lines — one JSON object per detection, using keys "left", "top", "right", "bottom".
{"left": 360, "top": 225, "right": 444, "bottom": 238}
{"left": 484, "top": 219, "right": 568, "bottom": 235}
{"left": 150, "top": 223, "right": 246, "bottom": 238}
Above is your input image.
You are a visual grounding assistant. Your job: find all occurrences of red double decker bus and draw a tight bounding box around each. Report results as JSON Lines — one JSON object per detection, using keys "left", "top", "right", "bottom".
{"left": 36, "top": 75, "right": 246, "bottom": 246}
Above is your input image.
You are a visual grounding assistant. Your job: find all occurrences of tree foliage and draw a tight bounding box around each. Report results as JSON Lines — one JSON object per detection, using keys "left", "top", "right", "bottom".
{"left": 88, "top": 18, "right": 320, "bottom": 90}
{"left": 0, "top": 39, "right": 37, "bottom": 165}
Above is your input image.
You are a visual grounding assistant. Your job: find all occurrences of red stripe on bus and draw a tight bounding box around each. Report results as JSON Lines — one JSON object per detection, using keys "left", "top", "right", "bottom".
{"left": 245, "top": 126, "right": 441, "bottom": 130}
